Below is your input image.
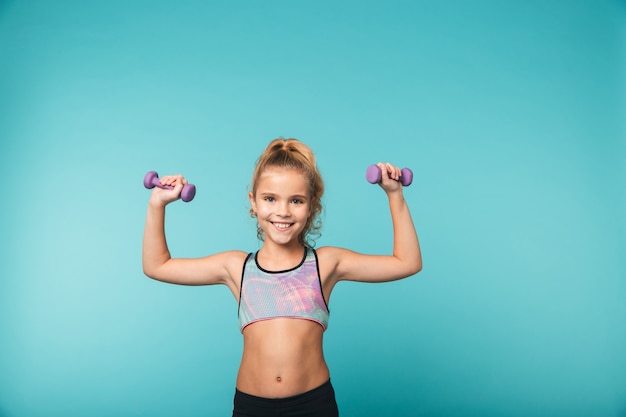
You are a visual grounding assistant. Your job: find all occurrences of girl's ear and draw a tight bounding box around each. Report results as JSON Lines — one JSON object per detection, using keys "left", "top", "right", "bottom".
{"left": 248, "top": 192, "right": 256, "bottom": 213}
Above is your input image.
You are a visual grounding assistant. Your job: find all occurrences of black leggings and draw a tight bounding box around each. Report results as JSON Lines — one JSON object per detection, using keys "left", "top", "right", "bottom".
{"left": 232, "top": 379, "right": 339, "bottom": 417}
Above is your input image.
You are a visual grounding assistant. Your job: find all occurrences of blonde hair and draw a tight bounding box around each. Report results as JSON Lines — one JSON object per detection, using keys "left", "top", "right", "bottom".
{"left": 250, "top": 138, "right": 324, "bottom": 247}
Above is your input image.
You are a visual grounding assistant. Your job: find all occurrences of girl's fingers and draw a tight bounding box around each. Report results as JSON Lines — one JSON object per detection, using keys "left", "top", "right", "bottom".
{"left": 387, "top": 163, "right": 399, "bottom": 181}
{"left": 377, "top": 162, "right": 401, "bottom": 181}
{"left": 159, "top": 174, "right": 186, "bottom": 187}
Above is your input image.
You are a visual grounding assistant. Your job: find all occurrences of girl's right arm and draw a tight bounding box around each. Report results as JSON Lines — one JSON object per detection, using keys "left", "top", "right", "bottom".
{"left": 142, "top": 174, "right": 246, "bottom": 291}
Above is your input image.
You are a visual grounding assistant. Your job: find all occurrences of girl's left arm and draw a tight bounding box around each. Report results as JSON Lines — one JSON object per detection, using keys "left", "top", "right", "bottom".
{"left": 320, "top": 163, "right": 422, "bottom": 284}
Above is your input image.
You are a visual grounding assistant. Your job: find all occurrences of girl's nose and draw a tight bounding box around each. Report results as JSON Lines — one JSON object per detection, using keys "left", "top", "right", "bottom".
{"left": 277, "top": 201, "right": 290, "bottom": 216}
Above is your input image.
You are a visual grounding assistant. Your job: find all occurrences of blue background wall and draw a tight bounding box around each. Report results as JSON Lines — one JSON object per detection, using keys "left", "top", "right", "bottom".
{"left": 1, "top": 1, "right": 625, "bottom": 416}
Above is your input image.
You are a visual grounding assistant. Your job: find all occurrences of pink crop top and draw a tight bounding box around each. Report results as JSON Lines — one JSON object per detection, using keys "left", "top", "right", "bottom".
{"left": 238, "top": 247, "right": 330, "bottom": 332}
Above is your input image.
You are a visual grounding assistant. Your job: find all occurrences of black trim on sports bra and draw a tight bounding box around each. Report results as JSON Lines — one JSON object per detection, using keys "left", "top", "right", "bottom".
{"left": 237, "top": 252, "right": 254, "bottom": 316}
{"left": 254, "top": 247, "right": 308, "bottom": 274}
{"left": 311, "top": 248, "right": 330, "bottom": 313}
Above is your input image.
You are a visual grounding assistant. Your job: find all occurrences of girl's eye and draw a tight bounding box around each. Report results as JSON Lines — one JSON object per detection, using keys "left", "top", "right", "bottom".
{"left": 264, "top": 196, "right": 275, "bottom": 202}
{"left": 291, "top": 199, "right": 304, "bottom": 204}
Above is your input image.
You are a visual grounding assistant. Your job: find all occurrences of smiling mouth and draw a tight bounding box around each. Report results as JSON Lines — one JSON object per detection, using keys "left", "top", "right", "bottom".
{"left": 271, "top": 222, "right": 294, "bottom": 230}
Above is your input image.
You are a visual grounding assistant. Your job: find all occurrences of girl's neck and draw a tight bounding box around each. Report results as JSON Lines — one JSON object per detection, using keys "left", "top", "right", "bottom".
{"left": 257, "top": 241, "right": 306, "bottom": 271}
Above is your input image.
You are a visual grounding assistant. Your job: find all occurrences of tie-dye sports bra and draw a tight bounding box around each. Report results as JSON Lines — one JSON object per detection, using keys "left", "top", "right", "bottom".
{"left": 238, "top": 247, "right": 330, "bottom": 332}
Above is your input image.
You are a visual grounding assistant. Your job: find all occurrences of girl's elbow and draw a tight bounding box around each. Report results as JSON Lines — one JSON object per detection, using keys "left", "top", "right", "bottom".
{"left": 409, "top": 265, "right": 422, "bottom": 277}
{"left": 408, "top": 259, "right": 422, "bottom": 276}
{"left": 395, "top": 256, "right": 422, "bottom": 278}
{"left": 396, "top": 263, "right": 421, "bottom": 280}
{"left": 414, "top": 252, "right": 423, "bottom": 274}
{"left": 142, "top": 263, "right": 161, "bottom": 280}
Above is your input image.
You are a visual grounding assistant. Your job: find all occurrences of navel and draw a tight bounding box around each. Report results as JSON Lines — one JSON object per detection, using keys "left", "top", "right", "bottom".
{"left": 276, "top": 376, "right": 282, "bottom": 383}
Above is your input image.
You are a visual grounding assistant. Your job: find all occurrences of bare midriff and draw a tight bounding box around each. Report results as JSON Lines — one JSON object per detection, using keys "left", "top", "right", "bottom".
{"left": 236, "top": 318, "right": 329, "bottom": 399}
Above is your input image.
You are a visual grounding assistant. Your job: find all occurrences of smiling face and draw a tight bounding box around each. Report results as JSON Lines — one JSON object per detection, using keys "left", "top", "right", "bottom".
{"left": 249, "top": 167, "right": 311, "bottom": 248}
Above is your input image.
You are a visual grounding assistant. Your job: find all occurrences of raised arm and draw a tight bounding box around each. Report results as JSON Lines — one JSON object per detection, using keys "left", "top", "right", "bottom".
{"left": 142, "top": 174, "right": 245, "bottom": 293}
{"left": 320, "top": 163, "right": 422, "bottom": 285}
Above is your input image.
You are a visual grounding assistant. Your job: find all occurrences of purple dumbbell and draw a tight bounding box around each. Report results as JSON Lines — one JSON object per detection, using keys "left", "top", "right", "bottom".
{"left": 144, "top": 171, "right": 196, "bottom": 202}
{"left": 366, "top": 165, "right": 413, "bottom": 187}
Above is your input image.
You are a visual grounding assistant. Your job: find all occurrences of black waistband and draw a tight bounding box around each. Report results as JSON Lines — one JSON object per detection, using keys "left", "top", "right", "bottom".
{"left": 234, "top": 379, "right": 334, "bottom": 407}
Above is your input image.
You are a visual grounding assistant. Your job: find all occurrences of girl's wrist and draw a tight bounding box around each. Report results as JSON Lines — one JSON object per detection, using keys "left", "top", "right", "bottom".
{"left": 386, "top": 190, "right": 408, "bottom": 209}
{"left": 148, "top": 196, "right": 167, "bottom": 209}
{"left": 386, "top": 188, "right": 405, "bottom": 200}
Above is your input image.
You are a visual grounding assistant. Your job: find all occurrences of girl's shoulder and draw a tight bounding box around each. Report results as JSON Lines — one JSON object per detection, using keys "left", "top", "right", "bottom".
{"left": 316, "top": 245, "right": 351, "bottom": 255}
{"left": 223, "top": 250, "right": 252, "bottom": 263}
{"left": 207, "top": 250, "right": 250, "bottom": 276}
{"left": 314, "top": 245, "right": 353, "bottom": 264}
{"left": 314, "top": 246, "right": 356, "bottom": 285}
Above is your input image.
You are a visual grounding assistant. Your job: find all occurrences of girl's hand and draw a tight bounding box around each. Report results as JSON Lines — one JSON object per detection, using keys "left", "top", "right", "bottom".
{"left": 376, "top": 162, "right": 403, "bottom": 194}
{"left": 149, "top": 174, "right": 188, "bottom": 206}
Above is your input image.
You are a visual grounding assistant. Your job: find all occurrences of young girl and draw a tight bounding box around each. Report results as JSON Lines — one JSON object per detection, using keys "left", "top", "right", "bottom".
{"left": 142, "top": 138, "right": 422, "bottom": 416}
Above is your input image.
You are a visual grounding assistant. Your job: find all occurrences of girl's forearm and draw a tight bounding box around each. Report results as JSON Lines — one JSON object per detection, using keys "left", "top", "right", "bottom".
{"left": 142, "top": 202, "right": 172, "bottom": 277}
{"left": 388, "top": 192, "right": 422, "bottom": 275}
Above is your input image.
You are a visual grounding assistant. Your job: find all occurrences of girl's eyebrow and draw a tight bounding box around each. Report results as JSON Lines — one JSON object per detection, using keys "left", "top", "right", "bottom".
{"left": 259, "top": 190, "right": 306, "bottom": 196}
{"left": 260, "top": 192, "right": 308, "bottom": 200}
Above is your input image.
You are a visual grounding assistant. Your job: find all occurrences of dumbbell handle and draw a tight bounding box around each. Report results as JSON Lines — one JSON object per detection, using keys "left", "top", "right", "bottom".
{"left": 366, "top": 165, "right": 413, "bottom": 187}
{"left": 144, "top": 171, "right": 196, "bottom": 202}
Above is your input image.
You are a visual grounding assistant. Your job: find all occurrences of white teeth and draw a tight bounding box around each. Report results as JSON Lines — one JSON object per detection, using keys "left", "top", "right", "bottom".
{"left": 274, "top": 223, "right": 291, "bottom": 229}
